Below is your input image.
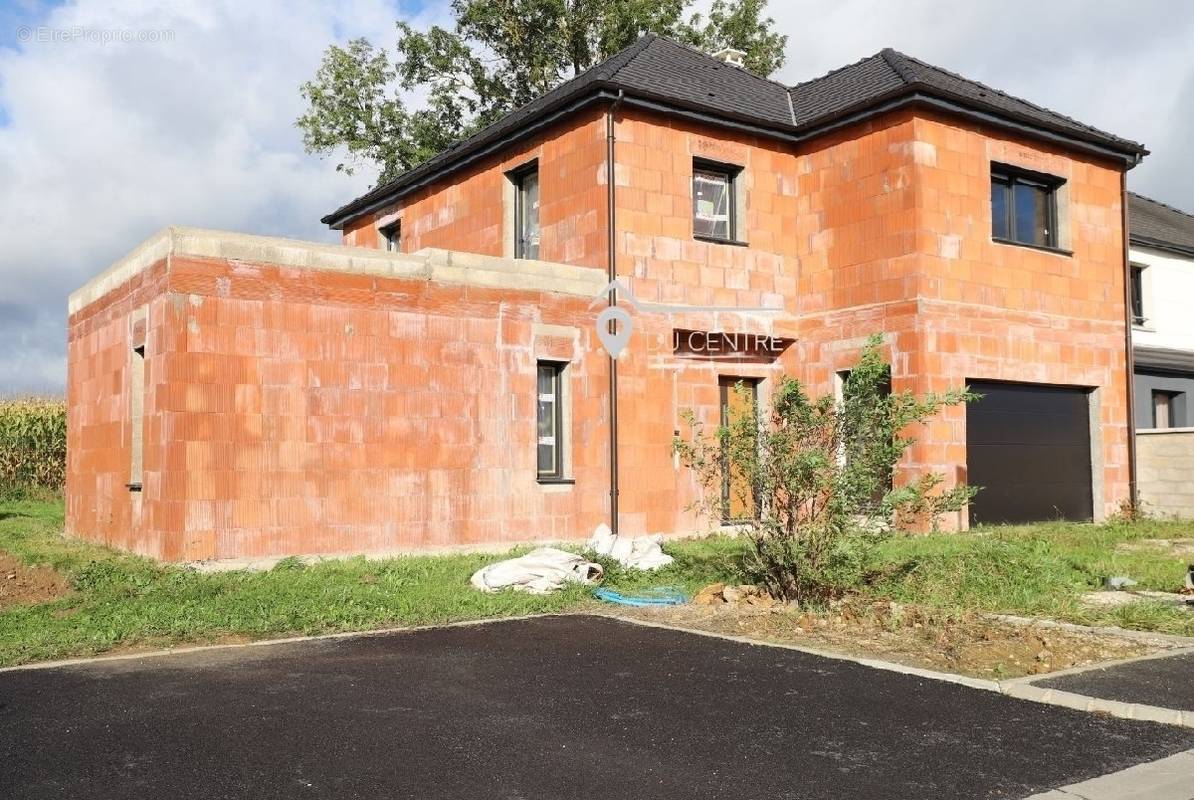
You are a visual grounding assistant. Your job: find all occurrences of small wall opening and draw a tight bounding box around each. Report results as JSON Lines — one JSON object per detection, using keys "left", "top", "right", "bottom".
{"left": 129, "top": 343, "right": 145, "bottom": 491}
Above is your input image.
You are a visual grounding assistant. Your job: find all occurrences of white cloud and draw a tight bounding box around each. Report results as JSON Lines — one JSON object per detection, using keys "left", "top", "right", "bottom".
{"left": 0, "top": 0, "right": 446, "bottom": 394}
{"left": 766, "top": 0, "right": 1194, "bottom": 205}
{"left": 0, "top": 0, "right": 1191, "bottom": 394}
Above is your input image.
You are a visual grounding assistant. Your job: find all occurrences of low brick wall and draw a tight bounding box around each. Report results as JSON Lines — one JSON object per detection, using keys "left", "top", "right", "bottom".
{"left": 1136, "top": 428, "right": 1194, "bottom": 518}
{"left": 66, "top": 227, "right": 614, "bottom": 561}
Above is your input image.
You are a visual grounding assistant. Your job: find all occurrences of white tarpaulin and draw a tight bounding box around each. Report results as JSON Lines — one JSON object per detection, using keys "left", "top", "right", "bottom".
{"left": 586, "top": 524, "right": 674, "bottom": 571}
{"left": 469, "top": 547, "right": 604, "bottom": 594}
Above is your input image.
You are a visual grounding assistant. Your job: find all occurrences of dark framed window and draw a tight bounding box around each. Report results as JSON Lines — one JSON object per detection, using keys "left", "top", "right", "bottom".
{"left": 513, "top": 163, "right": 540, "bottom": 259}
{"left": 536, "top": 362, "right": 565, "bottom": 479}
{"left": 1152, "top": 390, "right": 1182, "bottom": 429}
{"left": 1130, "top": 265, "right": 1146, "bottom": 326}
{"left": 991, "top": 164, "right": 1062, "bottom": 249}
{"left": 693, "top": 160, "right": 739, "bottom": 242}
{"left": 380, "top": 221, "right": 400, "bottom": 252}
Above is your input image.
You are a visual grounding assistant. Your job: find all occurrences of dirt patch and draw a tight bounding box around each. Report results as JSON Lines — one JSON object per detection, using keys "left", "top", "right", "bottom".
{"left": 0, "top": 553, "right": 70, "bottom": 608}
{"left": 602, "top": 599, "right": 1165, "bottom": 680}
{"left": 1082, "top": 590, "right": 1193, "bottom": 609}
{"left": 1116, "top": 537, "right": 1194, "bottom": 558}
{"left": 97, "top": 632, "right": 258, "bottom": 661}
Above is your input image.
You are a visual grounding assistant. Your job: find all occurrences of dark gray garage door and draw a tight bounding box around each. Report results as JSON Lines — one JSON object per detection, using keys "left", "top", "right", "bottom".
{"left": 966, "top": 381, "right": 1093, "bottom": 526}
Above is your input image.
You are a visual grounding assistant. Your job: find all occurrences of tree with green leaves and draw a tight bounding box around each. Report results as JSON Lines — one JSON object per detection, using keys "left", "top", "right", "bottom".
{"left": 298, "top": 0, "right": 787, "bottom": 183}
{"left": 674, "top": 336, "right": 978, "bottom": 603}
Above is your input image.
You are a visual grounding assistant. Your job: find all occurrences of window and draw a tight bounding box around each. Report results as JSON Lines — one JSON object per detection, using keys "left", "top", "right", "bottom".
{"left": 719, "top": 377, "right": 758, "bottom": 521}
{"left": 990, "top": 165, "right": 1061, "bottom": 248}
{"left": 1130, "top": 265, "right": 1146, "bottom": 326}
{"left": 837, "top": 368, "right": 893, "bottom": 510}
{"left": 380, "top": 221, "right": 400, "bottom": 252}
{"left": 1153, "top": 390, "right": 1181, "bottom": 429}
{"left": 693, "top": 161, "right": 738, "bottom": 242}
{"left": 536, "top": 362, "right": 564, "bottom": 479}
{"left": 129, "top": 343, "right": 145, "bottom": 491}
{"left": 514, "top": 165, "right": 540, "bottom": 259}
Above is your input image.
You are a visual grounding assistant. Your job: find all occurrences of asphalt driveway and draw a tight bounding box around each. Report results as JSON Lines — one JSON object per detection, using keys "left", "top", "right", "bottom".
{"left": 2, "top": 615, "right": 1192, "bottom": 799}
{"left": 1033, "top": 651, "right": 1194, "bottom": 713}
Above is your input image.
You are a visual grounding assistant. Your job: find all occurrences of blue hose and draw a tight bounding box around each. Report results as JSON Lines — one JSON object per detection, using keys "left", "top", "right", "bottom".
{"left": 593, "top": 587, "right": 687, "bottom": 607}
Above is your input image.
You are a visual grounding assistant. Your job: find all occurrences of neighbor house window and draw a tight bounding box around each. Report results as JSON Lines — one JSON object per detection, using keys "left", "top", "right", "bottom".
{"left": 1153, "top": 390, "right": 1181, "bottom": 429}
{"left": 1130, "top": 265, "right": 1146, "bottom": 326}
{"left": 514, "top": 165, "right": 540, "bottom": 259}
{"left": 380, "top": 221, "right": 400, "bottom": 252}
{"left": 536, "top": 362, "right": 565, "bottom": 479}
{"left": 991, "top": 165, "right": 1061, "bottom": 248}
{"left": 693, "top": 160, "right": 739, "bottom": 242}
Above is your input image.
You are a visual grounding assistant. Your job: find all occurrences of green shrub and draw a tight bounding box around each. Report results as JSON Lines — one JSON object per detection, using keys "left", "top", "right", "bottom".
{"left": 674, "top": 336, "right": 976, "bottom": 604}
{"left": 0, "top": 397, "right": 67, "bottom": 495}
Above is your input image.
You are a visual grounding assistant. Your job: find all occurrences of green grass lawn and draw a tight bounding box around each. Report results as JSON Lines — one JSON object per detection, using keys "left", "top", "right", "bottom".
{"left": 868, "top": 517, "right": 1194, "bottom": 637}
{"left": 0, "top": 498, "right": 740, "bottom": 667}
{"left": 1, "top": 497, "right": 1191, "bottom": 667}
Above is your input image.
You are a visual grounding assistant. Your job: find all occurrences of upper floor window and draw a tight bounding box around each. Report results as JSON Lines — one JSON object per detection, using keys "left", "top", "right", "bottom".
{"left": 1130, "top": 265, "right": 1146, "bottom": 326}
{"left": 990, "top": 165, "right": 1062, "bottom": 249}
{"left": 693, "top": 160, "right": 740, "bottom": 242}
{"left": 380, "top": 221, "right": 400, "bottom": 252}
{"left": 513, "top": 164, "right": 540, "bottom": 259}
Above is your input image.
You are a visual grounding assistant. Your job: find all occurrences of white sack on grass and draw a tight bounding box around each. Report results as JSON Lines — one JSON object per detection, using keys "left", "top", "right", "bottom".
{"left": 470, "top": 547, "right": 604, "bottom": 594}
{"left": 586, "top": 524, "right": 674, "bottom": 571}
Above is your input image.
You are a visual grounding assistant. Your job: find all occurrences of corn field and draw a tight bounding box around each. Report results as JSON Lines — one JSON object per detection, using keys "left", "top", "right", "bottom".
{"left": 0, "top": 397, "right": 67, "bottom": 494}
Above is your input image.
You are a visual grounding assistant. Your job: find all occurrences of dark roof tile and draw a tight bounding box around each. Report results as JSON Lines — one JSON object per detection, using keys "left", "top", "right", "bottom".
{"left": 324, "top": 36, "right": 1147, "bottom": 227}
{"left": 786, "top": 52, "right": 906, "bottom": 125}
{"left": 1130, "top": 192, "right": 1194, "bottom": 254}
{"left": 786, "top": 49, "right": 1144, "bottom": 152}
{"left": 610, "top": 36, "right": 794, "bottom": 127}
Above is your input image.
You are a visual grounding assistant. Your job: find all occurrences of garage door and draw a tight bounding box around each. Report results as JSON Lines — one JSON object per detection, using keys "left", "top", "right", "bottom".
{"left": 966, "top": 381, "right": 1093, "bottom": 526}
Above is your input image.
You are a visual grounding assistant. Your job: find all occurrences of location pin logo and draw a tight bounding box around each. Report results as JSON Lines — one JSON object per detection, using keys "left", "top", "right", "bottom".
{"left": 596, "top": 306, "right": 633, "bottom": 358}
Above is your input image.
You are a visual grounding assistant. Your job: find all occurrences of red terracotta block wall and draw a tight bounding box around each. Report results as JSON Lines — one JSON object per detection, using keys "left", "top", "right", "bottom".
{"left": 903, "top": 113, "right": 1130, "bottom": 518}
{"left": 606, "top": 106, "right": 1129, "bottom": 530}
{"left": 66, "top": 259, "right": 179, "bottom": 558}
{"left": 68, "top": 240, "right": 612, "bottom": 562}
{"left": 336, "top": 102, "right": 1130, "bottom": 531}
{"left": 608, "top": 108, "right": 789, "bottom": 535}
{"left": 609, "top": 109, "right": 926, "bottom": 533}
{"left": 342, "top": 107, "right": 610, "bottom": 270}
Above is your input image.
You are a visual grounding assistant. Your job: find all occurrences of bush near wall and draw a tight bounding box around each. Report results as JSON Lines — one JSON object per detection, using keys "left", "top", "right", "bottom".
{"left": 0, "top": 398, "right": 67, "bottom": 496}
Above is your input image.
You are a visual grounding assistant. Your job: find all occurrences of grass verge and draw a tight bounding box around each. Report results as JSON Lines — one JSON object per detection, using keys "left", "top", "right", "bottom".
{"left": 868, "top": 517, "right": 1194, "bottom": 637}
{"left": 1, "top": 498, "right": 1191, "bottom": 668}
{"left": 0, "top": 498, "right": 740, "bottom": 667}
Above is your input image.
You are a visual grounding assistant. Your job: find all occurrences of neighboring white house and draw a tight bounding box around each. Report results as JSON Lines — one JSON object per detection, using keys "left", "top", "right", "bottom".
{"left": 1129, "top": 193, "right": 1194, "bottom": 429}
{"left": 1128, "top": 193, "right": 1194, "bottom": 516}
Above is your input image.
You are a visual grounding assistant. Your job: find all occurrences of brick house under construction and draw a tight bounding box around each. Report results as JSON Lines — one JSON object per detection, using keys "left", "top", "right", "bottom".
{"left": 67, "top": 36, "right": 1145, "bottom": 561}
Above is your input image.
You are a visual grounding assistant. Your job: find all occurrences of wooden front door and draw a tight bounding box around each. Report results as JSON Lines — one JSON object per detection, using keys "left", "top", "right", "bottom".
{"left": 719, "top": 377, "right": 758, "bottom": 522}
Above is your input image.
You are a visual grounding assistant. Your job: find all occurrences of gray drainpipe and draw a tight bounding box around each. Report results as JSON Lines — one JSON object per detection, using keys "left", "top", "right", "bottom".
{"left": 1121, "top": 168, "right": 1139, "bottom": 511}
{"left": 606, "top": 90, "right": 624, "bottom": 536}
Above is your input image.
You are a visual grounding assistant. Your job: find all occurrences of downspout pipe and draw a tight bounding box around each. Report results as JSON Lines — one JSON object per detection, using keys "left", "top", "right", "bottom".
{"left": 606, "top": 90, "right": 624, "bottom": 536}
{"left": 1121, "top": 168, "right": 1139, "bottom": 511}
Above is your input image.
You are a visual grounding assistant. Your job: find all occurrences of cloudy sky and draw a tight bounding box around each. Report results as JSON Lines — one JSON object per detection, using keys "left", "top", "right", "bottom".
{"left": 1, "top": 0, "right": 1192, "bottom": 394}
